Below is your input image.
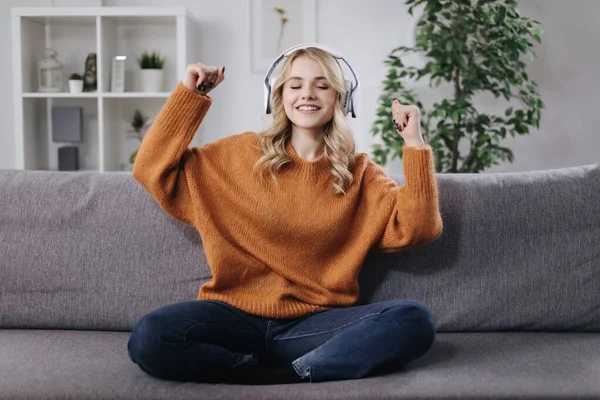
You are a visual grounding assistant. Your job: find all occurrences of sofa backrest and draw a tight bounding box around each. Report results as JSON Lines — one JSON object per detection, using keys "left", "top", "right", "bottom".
{"left": 0, "top": 170, "right": 209, "bottom": 331}
{"left": 359, "top": 163, "right": 600, "bottom": 332}
{"left": 1, "top": 164, "right": 599, "bottom": 332}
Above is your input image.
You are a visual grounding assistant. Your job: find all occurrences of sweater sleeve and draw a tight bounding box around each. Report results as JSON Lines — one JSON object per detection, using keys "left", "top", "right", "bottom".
{"left": 367, "top": 145, "right": 444, "bottom": 253}
{"left": 132, "top": 82, "right": 212, "bottom": 225}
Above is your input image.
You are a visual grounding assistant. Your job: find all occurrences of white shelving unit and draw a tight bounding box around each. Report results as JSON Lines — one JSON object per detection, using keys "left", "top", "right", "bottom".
{"left": 11, "top": 7, "right": 200, "bottom": 172}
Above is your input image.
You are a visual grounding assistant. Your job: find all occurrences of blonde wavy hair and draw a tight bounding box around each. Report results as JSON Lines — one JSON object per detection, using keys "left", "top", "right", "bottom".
{"left": 252, "top": 47, "right": 356, "bottom": 196}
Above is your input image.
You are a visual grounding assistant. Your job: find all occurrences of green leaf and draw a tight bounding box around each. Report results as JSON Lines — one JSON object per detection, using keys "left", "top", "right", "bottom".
{"left": 451, "top": 111, "right": 459, "bottom": 123}
{"left": 376, "top": 108, "right": 389, "bottom": 117}
{"left": 369, "top": 0, "right": 543, "bottom": 172}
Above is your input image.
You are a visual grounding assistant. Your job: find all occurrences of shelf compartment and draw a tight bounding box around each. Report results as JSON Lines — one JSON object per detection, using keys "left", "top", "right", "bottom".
{"left": 22, "top": 97, "right": 99, "bottom": 172}
{"left": 18, "top": 15, "right": 97, "bottom": 94}
{"left": 100, "top": 15, "right": 177, "bottom": 94}
{"left": 101, "top": 97, "right": 169, "bottom": 172}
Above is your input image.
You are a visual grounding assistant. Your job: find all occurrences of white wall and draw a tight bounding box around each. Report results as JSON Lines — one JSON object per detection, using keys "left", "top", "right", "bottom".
{"left": 2, "top": 0, "right": 598, "bottom": 176}
{"left": 0, "top": 0, "right": 48, "bottom": 170}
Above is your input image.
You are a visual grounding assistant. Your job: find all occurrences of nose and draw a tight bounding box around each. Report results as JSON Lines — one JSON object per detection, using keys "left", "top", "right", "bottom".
{"left": 300, "top": 86, "right": 316, "bottom": 100}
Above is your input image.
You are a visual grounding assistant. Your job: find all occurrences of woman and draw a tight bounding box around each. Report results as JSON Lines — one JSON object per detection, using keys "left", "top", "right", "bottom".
{"left": 127, "top": 45, "right": 443, "bottom": 385}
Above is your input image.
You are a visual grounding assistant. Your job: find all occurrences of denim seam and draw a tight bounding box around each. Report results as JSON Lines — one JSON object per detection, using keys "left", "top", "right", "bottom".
{"left": 271, "top": 312, "right": 381, "bottom": 340}
{"left": 292, "top": 359, "right": 303, "bottom": 374}
{"left": 265, "top": 320, "right": 272, "bottom": 354}
{"left": 292, "top": 359, "right": 308, "bottom": 377}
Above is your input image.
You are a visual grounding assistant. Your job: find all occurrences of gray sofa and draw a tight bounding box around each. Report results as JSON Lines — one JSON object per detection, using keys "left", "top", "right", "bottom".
{"left": 1, "top": 163, "right": 599, "bottom": 400}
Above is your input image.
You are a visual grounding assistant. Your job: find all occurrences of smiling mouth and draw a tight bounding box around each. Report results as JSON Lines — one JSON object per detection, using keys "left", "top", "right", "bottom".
{"left": 296, "top": 106, "right": 321, "bottom": 112}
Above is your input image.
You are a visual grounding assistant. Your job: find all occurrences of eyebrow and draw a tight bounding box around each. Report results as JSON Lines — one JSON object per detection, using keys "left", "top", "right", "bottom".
{"left": 287, "top": 76, "right": 328, "bottom": 81}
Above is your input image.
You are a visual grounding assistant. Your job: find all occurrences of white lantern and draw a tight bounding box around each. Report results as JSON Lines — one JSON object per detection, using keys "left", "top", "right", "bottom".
{"left": 38, "top": 48, "right": 63, "bottom": 92}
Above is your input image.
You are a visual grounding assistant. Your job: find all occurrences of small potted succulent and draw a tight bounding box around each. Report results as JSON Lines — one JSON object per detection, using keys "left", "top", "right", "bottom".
{"left": 137, "top": 51, "right": 165, "bottom": 92}
{"left": 68, "top": 73, "right": 83, "bottom": 93}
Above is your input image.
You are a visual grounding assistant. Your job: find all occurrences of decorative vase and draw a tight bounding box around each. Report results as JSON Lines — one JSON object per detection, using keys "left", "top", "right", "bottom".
{"left": 38, "top": 48, "right": 63, "bottom": 92}
{"left": 140, "top": 69, "right": 163, "bottom": 92}
{"left": 68, "top": 80, "right": 84, "bottom": 93}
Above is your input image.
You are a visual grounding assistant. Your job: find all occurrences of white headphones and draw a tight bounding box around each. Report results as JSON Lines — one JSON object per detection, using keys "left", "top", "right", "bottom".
{"left": 263, "top": 43, "right": 360, "bottom": 118}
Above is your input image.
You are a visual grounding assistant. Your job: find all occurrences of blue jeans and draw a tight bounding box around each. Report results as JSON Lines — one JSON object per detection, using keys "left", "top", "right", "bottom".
{"left": 127, "top": 299, "right": 436, "bottom": 384}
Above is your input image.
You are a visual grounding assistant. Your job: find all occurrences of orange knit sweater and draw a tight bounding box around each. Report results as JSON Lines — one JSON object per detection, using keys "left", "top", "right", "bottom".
{"left": 133, "top": 82, "right": 443, "bottom": 319}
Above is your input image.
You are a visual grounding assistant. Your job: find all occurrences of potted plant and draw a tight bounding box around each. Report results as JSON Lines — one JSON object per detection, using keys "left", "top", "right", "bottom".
{"left": 371, "top": 0, "right": 544, "bottom": 173}
{"left": 137, "top": 51, "right": 165, "bottom": 92}
{"left": 125, "top": 109, "right": 152, "bottom": 168}
{"left": 68, "top": 73, "right": 83, "bottom": 93}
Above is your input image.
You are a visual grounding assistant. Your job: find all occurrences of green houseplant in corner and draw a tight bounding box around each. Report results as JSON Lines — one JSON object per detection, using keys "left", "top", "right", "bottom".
{"left": 138, "top": 51, "right": 165, "bottom": 92}
{"left": 371, "top": 0, "right": 545, "bottom": 173}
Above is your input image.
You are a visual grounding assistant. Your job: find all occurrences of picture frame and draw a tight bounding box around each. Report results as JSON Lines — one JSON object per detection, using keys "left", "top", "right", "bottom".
{"left": 249, "top": 0, "right": 317, "bottom": 73}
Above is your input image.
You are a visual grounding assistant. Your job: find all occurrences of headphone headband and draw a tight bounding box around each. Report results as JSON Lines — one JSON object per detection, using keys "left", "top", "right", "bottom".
{"left": 263, "top": 43, "right": 359, "bottom": 118}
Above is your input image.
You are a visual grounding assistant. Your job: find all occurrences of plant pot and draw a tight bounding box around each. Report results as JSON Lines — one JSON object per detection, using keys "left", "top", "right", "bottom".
{"left": 140, "top": 69, "right": 163, "bottom": 92}
{"left": 68, "top": 80, "right": 83, "bottom": 93}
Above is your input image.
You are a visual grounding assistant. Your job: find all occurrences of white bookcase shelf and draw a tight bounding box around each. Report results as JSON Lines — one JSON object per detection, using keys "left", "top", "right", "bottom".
{"left": 22, "top": 92, "right": 100, "bottom": 98}
{"left": 22, "top": 92, "right": 172, "bottom": 98}
{"left": 12, "top": 7, "right": 199, "bottom": 172}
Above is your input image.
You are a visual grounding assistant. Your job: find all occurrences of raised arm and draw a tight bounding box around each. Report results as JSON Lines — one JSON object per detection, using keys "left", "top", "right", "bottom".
{"left": 132, "top": 63, "right": 225, "bottom": 225}
{"left": 372, "top": 145, "right": 443, "bottom": 252}
{"left": 371, "top": 99, "right": 443, "bottom": 252}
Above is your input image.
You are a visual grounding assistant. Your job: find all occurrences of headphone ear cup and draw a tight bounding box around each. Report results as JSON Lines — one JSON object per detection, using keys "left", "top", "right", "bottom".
{"left": 348, "top": 80, "right": 358, "bottom": 118}
{"left": 343, "top": 79, "right": 353, "bottom": 116}
{"left": 264, "top": 86, "right": 271, "bottom": 114}
{"left": 265, "top": 76, "right": 278, "bottom": 114}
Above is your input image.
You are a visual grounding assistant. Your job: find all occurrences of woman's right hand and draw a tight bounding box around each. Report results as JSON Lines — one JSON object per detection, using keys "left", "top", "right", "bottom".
{"left": 182, "top": 63, "right": 225, "bottom": 95}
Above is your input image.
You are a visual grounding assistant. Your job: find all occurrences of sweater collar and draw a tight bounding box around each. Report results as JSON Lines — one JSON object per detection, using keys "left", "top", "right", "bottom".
{"left": 285, "top": 138, "right": 330, "bottom": 179}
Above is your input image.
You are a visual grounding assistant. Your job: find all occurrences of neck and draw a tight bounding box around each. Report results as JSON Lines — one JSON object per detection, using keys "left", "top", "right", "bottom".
{"left": 290, "top": 126, "right": 324, "bottom": 161}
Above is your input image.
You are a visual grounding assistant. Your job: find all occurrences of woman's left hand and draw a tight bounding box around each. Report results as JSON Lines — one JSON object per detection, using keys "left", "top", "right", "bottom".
{"left": 392, "top": 98, "right": 425, "bottom": 148}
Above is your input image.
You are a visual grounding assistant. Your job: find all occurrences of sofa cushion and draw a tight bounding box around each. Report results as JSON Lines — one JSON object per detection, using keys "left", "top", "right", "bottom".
{"left": 0, "top": 329, "right": 598, "bottom": 399}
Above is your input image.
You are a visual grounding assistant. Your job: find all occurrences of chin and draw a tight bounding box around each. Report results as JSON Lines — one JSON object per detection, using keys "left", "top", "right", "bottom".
{"left": 292, "top": 121, "right": 327, "bottom": 130}
{"left": 290, "top": 116, "right": 333, "bottom": 130}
